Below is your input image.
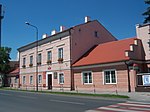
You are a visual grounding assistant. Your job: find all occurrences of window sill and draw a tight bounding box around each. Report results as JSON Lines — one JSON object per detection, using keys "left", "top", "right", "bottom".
{"left": 104, "top": 83, "right": 117, "bottom": 85}
{"left": 59, "top": 83, "right": 64, "bottom": 84}
{"left": 83, "top": 83, "right": 93, "bottom": 85}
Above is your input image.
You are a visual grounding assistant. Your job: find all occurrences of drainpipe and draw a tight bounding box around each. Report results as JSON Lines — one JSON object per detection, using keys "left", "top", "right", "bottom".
{"left": 125, "top": 61, "right": 131, "bottom": 92}
{"left": 69, "top": 28, "right": 74, "bottom": 90}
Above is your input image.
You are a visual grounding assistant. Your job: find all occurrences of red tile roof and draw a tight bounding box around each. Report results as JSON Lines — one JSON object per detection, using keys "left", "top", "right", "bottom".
{"left": 10, "top": 68, "right": 19, "bottom": 74}
{"left": 73, "top": 38, "right": 137, "bottom": 67}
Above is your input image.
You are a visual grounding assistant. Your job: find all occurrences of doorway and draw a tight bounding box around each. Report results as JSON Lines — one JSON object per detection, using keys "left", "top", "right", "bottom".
{"left": 48, "top": 74, "right": 52, "bottom": 90}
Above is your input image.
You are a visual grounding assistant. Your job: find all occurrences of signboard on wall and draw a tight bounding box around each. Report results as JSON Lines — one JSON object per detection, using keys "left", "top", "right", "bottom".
{"left": 142, "top": 75, "right": 150, "bottom": 86}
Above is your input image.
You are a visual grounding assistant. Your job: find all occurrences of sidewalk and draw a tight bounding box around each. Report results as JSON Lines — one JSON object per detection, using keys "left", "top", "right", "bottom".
{"left": 72, "top": 90, "right": 150, "bottom": 102}
{"left": 118, "top": 92, "right": 150, "bottom": 102}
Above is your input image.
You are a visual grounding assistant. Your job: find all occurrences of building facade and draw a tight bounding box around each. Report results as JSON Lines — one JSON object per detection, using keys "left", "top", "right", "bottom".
{"left": 18, "top": 18, "right": 150, "bottom": 92}
{"left": 73, "top": 38, "right": 145, "bottom": 92}
{"left": 18, "top": 17, "right": 116, "bottom": 91}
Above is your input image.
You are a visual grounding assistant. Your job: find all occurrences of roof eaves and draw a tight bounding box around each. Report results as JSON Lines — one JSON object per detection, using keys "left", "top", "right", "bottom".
{"left": 72, "top": 59, "right": 130, "bottom": 68}
{"left": 18, "top": 29, "right": 70, "bottom": 52}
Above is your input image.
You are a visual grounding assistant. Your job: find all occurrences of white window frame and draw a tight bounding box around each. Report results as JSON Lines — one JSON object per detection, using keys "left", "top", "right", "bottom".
{"left": 23, "top": 57, "right": 26, "bottom": 65}
{"left": 29, "top": 75, "right": 33, "bottom": 84}
{"left": 30, "top": 55, "right": 33, "bottom": 64}
{"left": 22, "top": 76, "right": 26, "bottom": 84}
{"left": 103, "top": 69, "right": 117, "bottom": 84}
{"left": 47, "top": 51, "right": 52, "bottom": 61}
{"left": 58, "top": 48, "right": 63, "bottom": 59}
{"left": 59, "top": 73, "right": 64, "bottom": 84}
{"left": 38, "top": 75, "right": 42, "bottom": 84}
{"left": 82, "top": 71, "right": 93, "bottom": 84}
{"left": 38, "top": 53, "right": 42, "bottom": 63}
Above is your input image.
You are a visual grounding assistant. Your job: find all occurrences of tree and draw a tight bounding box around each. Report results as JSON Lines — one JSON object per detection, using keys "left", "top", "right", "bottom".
{"left": 0, "top": 47, "right": 11, "bottom": 87}
{"left": 143, "top": 0, "right": 150, "bottom": 23}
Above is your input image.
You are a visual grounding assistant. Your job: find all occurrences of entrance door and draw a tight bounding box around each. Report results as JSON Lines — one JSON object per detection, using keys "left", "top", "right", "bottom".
{"left": 48, "top": 74, "right": 52, "bottom": 89}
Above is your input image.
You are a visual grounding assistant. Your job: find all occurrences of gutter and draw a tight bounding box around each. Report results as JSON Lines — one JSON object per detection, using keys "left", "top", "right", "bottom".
{"left": 69, "top": 28, "right": 74, "bottom": 90}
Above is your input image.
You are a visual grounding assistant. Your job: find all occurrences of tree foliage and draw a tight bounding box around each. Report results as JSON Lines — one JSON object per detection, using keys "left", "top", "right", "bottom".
{"left": 143, "top": 0, "right": 150, "bottom": 23}
{"left": 0, "top": 47, "right": 11, "bottom": 74}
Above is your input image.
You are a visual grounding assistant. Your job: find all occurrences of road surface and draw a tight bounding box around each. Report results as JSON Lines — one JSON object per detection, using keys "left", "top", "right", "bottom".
{"left": 0, "top": 90, "right": 125, "bottom": 112}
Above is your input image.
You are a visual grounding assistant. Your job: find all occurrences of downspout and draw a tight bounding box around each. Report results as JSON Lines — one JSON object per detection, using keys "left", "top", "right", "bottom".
{"left": 125, "top": 61, "right": 131, "bottom": 92}
{"left": 69, "top": 28, "right": 74, "bottom": 90}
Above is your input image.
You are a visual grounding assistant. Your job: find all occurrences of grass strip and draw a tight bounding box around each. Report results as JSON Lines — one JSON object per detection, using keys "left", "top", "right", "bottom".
{"left": 0, "top": 87, "right": 129, "bottom": 99}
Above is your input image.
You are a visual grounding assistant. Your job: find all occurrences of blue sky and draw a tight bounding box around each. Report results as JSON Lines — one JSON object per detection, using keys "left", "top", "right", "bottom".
{"left": 0, "top": 0, "right": 147, "bottom": 60}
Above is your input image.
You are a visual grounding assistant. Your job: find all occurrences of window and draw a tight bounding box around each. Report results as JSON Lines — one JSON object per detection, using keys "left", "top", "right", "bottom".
{"left": 23, "top": 76, "right": 26, "bottom": 84}
{"left": 58, "top": 48, "right": 63, "bottom": 59}
{"left": 23, "top": 57, "right": 26, "bottom": 65}
{"left": 30, "top": 56, "right": 33, "bottom": 64}
{"left": 104, "top": 70, "right": 116, "bottom": 84}
{"left": 37, "top": 53, "right": 42, "bottom": 65}
{"left": 38, "top": 75, "right": 42, "bottom": 84}
{"left": 59, "top": 73, "right": 64, "bottom": 84}
{"left": 47, "top": 51, "right": 52, "bottom": 61}
{"left": 47, "top": 51, "right": 52, "bottom": 64}
{"left": 82, "top": 71, "right": 92, "bottom": 84}
{"left": 30, "top": 76, "right": 33, "bottom": 84}
{"left": 94, "top": 31, "right": 98, "bottom": 37}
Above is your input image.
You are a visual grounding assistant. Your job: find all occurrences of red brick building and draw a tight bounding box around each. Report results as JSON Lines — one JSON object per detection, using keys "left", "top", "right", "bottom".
{"left": 73, "top": 38, "right": 145, "bottom": 92}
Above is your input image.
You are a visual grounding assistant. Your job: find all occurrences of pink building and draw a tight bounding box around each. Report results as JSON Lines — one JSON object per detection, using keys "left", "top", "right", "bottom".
{"left": 18, "top": 17, "right": 150, "bottom": 92}
{"left": 18, "top": 17, "right": 116, "bottom": 91}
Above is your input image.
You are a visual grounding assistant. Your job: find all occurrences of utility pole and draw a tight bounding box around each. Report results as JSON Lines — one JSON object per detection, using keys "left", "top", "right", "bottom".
{"left": 0, "top": 4, "right": 4, "bottom": 48}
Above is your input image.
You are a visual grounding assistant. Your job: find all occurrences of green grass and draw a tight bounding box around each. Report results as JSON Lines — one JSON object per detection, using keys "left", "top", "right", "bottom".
{"left": 0, "top": 87, "right": 129, "bottom": 99}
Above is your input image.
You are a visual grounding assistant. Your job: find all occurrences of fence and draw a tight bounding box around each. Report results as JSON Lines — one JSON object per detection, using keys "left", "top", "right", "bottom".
{"left": 9, "top": 84, "right": 119, "bottom": 94}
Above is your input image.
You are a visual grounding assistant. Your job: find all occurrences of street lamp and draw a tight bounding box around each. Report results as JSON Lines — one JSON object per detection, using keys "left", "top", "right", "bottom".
{"left": 25, "top": 22, "right": 38, "bottom": 91}
{"left": 0, "top": 4, "right": 4, "bottom": 48}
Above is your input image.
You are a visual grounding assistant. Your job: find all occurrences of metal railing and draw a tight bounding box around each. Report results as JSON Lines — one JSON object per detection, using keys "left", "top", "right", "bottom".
{"left": 8, "top": 84, "right": 119, "bottom": 94}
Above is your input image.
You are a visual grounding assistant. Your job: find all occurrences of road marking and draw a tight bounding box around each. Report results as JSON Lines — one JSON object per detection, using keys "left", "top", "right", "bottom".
{"left": 98, "top": 107, "right": 138, "bottom": 112}
{"left": 18, "top": 95, "right": 37, "bottom": 99}
{"left": 90, "top": 101, "right": 150, "bottom": 112}
{"left": 118, "top": 103, "right": 150, "bottom": 108}
{"left": 127, "top": 101, "right": 150, "bottom": 105}
{"left": 0, "top": 93, "right": 12, "bottom": 96}
{"left": 50, "top": 99, "right": 85, "bottom": 105}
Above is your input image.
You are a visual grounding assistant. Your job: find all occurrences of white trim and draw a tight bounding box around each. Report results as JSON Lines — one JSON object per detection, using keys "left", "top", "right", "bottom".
{"left": 58, "top": 72, "right": 64, "bottom": 84}
{"left": 56, "top": 44, "right": 65, "bottom": 47}
{"left": 102, "top": 71, "right": 104, "bottom": 85}
{"left": 130, "top": 45, "right": 133, "bottom": 51}
{"left": 103, "top": 69, "right": 117, "bottom": 84}
{"left": 29, "top": 75, "right": 33, "bottom": 85}
{"left": 46, "top": 72, "right": 53, "bottom": 87}
{"left": 46, "top": 47, "right": 53, "bottom": 51}
{"left": 38, "top": 74, "right": 42, "bottom": 84}
{"left": 22, "top": 75, "right": 26, "bottom": 84}
{"left": 81, "top": 71, "right": 93, "bottom": 84}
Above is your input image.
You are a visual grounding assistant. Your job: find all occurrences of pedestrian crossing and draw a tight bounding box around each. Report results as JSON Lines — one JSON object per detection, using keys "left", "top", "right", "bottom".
{"left": 86, "top": 101, "right": 150, "bottom": 112}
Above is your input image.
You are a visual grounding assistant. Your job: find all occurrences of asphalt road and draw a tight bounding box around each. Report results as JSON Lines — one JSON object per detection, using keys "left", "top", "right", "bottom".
{"left": 0, "top": 90, "right": 125, "bottom": 112}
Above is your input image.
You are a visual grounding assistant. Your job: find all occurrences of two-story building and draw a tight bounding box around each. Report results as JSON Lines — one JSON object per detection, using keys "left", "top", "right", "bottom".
{"left": 18, "top": 17, "right": 117, "bottom": 91}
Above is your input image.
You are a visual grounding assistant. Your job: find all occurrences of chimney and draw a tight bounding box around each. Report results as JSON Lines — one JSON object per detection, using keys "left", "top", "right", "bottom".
{"left": 42, "top": 34, "right": 48, "bottom": 39}
{"left": 60, "top": 26, "right": 65, "bottom": 32}
{"left": 85, "top": 16, "right": 90, "bottom": 23}
{"left": 51, "top": 29, "right": 57, "bottom": 35}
